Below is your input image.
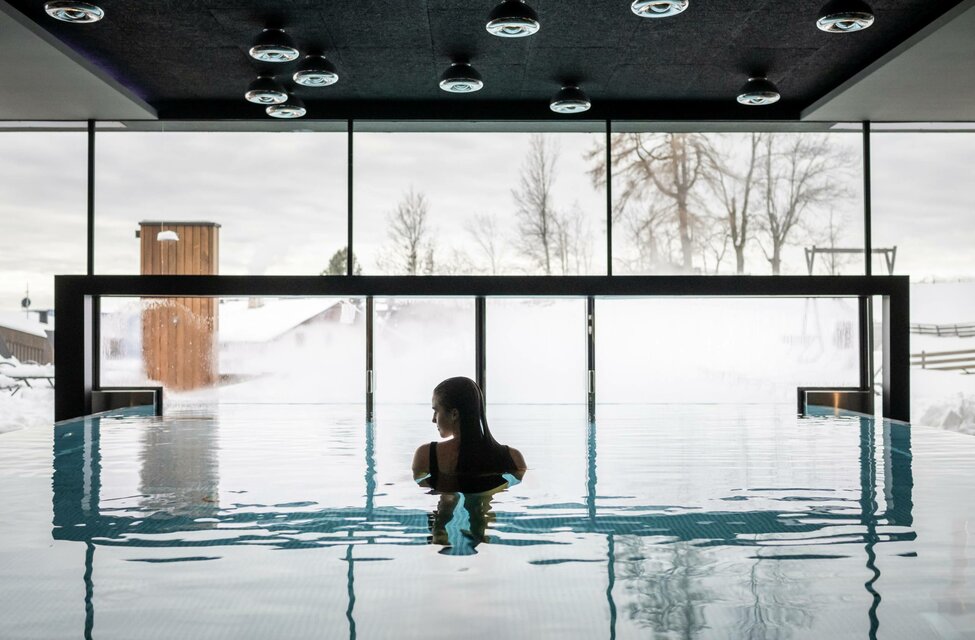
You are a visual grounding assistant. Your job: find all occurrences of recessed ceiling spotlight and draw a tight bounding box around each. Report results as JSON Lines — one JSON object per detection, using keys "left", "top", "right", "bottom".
{"left": 266, "top": 95, "right": 306, "bottom": 119}
{"left": 244, "top": 76, "right": 288, "bottom": 105}
{"left": 44, "top": 1, "right": 104, "bottom": 23}
{"left": 630, "top": 0, "right": 689, "bottom": 18}
{"left": 816, "top": 0, "right": 875, "bottom": 33}
{"left": 486, "top": 0, "right": 540, "bottom": 38}
{"left": 439, "top": 63, "right": 484, "bottom": 93}
{"left": 249, "top": 28, "right": 300, "bottom": 63}
{"left": 293, "top": 55, "right": 339, "bottom": 87}
{"left": 550, "top": 86, "right": 591, "bottom": 114}
{"left": 736, "top": 77, "right": 781, "bottom": 106}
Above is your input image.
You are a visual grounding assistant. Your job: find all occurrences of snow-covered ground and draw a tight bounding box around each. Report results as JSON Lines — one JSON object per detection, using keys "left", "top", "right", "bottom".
{"left": 0, "top": 387, "right": 53, "bottom": 434}
{"left": 908, "top": 281, "right": 975, "bottom": 433}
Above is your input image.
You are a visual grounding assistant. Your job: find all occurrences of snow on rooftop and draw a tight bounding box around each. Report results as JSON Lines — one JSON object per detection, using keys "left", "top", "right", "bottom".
{"left": 0, "top": 312, "right": 51, "bottom": 339}
{"left": 218, "top": 298, "right": 351, "bottom": 344}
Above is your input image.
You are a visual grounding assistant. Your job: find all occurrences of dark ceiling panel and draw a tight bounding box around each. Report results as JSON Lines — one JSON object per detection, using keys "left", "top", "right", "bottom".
{"left": 3, "top": 0, "right": 965, "bottom": 120}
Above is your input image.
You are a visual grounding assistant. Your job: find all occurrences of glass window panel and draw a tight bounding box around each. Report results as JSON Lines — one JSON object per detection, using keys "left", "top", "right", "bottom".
{"left": 0, "top": 132, "right": 85, "bottom": 427}
{"left": 370, "top": 297, "right": 475, "bottom": 510}
{"left": 99, "top": 296, "right": 365, "bottom": 408}
{"left": 871, "top": 131, "right": 975, "bottom": 426}
{"left": 0, "top": 132, "right": 87, "bottom": 308}
{"left": 485, "top": 298, "right": 586, "bottom": 405}
{"left": 354, "top": 131, "right": 607, "bottom": 275}
{"left": 94, "top": 132, "right": 347, "bottom": 276}
{"left": 596, "top": 298, "right": 860, "bottom": 407}
{"left": 372, "top": 298, "right": 475, "bottom": 406}
{"left": 610, "top": 131, "right": 864, "bottom": 275}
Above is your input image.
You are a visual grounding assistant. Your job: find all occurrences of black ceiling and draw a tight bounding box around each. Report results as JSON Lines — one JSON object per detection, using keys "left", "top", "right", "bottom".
{"left": 6, "top": 0, "right": 965, "bottom": 121}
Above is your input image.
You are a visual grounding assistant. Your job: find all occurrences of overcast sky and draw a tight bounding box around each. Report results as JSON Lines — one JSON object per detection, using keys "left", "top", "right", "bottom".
{"left": 0, "top": 130, "right": 972, "bottom": 312}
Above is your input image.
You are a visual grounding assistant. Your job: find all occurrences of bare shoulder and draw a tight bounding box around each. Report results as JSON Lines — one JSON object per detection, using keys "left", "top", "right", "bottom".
{"left": 507, "top": 446, "right": 528, "bottom": 471}
{"left": 412, "top": 443, "right": 430, "bottom": 478}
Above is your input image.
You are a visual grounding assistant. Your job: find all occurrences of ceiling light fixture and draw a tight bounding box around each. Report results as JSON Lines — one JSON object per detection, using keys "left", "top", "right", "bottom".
{"left": 249, "top": 28, "right": 300, "bottom": 63}
{"left": 486, "top": 0, "right": 540, "bottom": 38}
{"left": 816, "top": 0, "right": 875, "bottom": 33}
{"left": 630, "top": 0, "right": 689, "bottom": 18}
{"left": 156, "top": 230, "right": 179, "bottom": 242}
{"left": 266, "top": 95, "right": 306, "bottom": 119}
{"left": 736, "top": 77, "right": 781, "bottom": 106}
{"left": 550, "top": 86, "right": 591, "bottom": 114}
{"left": 439, "top": 63, "right": 484, "bottom": 93}
{"left": 44, "top": 2, "right": 104, "bottom": 23}
{"left": 293, "top": 55, "right": 339, "bottom": 87}
{"left": 244, "top": 75, "right": 288, "bottom": 104}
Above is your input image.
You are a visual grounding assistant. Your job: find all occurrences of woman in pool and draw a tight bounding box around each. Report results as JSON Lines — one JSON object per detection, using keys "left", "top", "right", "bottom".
{"left": 412, "top": 376, "right": 527, "bottom": 493}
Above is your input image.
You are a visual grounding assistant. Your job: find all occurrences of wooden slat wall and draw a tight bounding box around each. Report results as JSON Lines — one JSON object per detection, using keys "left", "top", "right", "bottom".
{"left": 139, "top": 222, "right": 219, "bottom": 391}
{"left": 0, "top": 327, "right": 53, "bottom": 364}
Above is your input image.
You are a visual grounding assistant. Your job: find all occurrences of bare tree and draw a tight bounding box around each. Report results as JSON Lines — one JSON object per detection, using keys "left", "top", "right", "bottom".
{"left": 707, "top": 132, "right": 764, "bottom": 274}
{"left": 379, "top": 188, "right": 435, "bottom": 275}
{"left": 697, "top": 212, "right": 730, "bottom": 274}
{"left": 553, "top": 204, "right": 593, "bottom": 275}
{"left": 513, "top": 134, "right": 559, "bottom": 275}
{"left": 465, "top": 212, "right": 508, "bottom": 275}
{"left": 756, "top": 134, "right": 852, "bottom": 275}
{"left": 622, "top": 202, "right": 682, "bottom": 273}
{"left": 816, "top": 207, "right": 853, "bottom": 275}
{"left": 588, "top": 132, "right": 713, "bottom": 272}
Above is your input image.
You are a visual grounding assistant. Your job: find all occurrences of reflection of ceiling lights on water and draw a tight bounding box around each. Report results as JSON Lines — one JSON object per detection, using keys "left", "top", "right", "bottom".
{"left": 550, "top": 86, "right": 591, "bottom": 114}
{"left": 816, "top": 0, "right": 875, "bottom": 32}
{"left": 244, "top": 76, "right": 288, "bottom": 105}
{"left": 439, "top": 63, "right": 484, "bottom": 93}
{"left": 44, "top": 1, "right": 104, "bottom": 23}
{"left": 266, "top": 95, "right": 307, "bottom": 119}
{"left": 249, "top": 28, "right": 300, "bottom": 62}
{"left": 486, "top": 0, "right": 540, "bottom": 38}
{"left": 293, "top": 55, "right": 339, "bottom": 87}
{"left": 630, "top": 0, "right": 689, "bottom": 18}
{"left": 736, "top": 77, "right": 781, "bottom": 106}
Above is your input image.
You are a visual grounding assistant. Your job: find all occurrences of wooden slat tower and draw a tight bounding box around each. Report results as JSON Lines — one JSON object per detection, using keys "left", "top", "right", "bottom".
{"left": 139, "top": 221, "right": 220, "bottom": 391}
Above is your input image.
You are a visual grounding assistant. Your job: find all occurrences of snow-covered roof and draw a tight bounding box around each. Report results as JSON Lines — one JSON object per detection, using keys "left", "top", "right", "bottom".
{"left": 0, "top": 312, "right": 51, "bottom": 339}
{"left": 218, "top": 298, "right": 349, "bottom": 344}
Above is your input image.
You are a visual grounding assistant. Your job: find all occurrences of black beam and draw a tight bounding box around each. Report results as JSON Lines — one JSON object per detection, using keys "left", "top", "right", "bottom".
{"left": 366, "top": 296, "right": 374, "bottom": 422}
{"left": 858, "top": 296, "right": 874, "bottom": 392}
{"left": 347, "top": 120, "right": 354, "bottom": 277}
{"left": 155, "top": 99, "right": 806, "bottom": 123}
{"left": 587, "top": 296, "right": 596, "bottom": 422}
{"left": 475, "top": 297, "right": 486, "bottom": 401}
{"left": 860, "top": 123, "right": 875, "bottom": 397}
{"left": 54, "top": 275, "right": 910, "bottom": 298}
{"left": 54, "top": 284, "right": 93, "bottom": 422}
{"left": 883, "top": 287, "right": 911, "bottom": 422}
{"left": 863, "top": 122, "right": 873, "bottom": 277}
{"left": 605, "top": 120, "right": 613, "bottom": 277}
{"left": 86, "top": 120, "right": 95, "bottom": 276}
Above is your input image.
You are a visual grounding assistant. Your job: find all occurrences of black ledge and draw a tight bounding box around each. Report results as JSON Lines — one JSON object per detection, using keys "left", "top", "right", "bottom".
{"left": 54, "top": 274, "right": 906, "bottom": 298}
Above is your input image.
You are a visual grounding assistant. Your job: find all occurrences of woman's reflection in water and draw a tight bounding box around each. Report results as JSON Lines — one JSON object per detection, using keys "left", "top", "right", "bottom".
{"left": 411, "top": 377, "right": 527, "bottom": 555}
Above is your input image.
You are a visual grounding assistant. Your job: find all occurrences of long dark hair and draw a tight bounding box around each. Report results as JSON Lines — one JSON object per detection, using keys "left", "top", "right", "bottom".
{"left": 433, "top": 377, "right": 509, "bottom": 474}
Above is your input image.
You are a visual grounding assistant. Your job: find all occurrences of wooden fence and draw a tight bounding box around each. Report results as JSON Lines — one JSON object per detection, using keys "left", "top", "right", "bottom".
{"left": 910, "top": 322, "right": 975, "bottom": 338}
{"left": 911, "top": 348, "right": 975, "bottom": 374}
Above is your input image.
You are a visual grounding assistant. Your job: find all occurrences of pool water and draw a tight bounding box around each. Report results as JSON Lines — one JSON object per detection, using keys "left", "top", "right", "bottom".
{"left": 1, "top": 404, "right": 973, "bottom": 639}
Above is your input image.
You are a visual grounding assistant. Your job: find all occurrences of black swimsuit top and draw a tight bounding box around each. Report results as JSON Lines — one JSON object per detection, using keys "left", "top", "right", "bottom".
{"left": 427, "top": 441, "right": 515, "bottom": 493}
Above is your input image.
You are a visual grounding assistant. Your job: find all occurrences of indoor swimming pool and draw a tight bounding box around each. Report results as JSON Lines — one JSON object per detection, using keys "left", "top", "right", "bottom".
{"left": 1, "top": 404, "right": 972, "bottom": 639}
